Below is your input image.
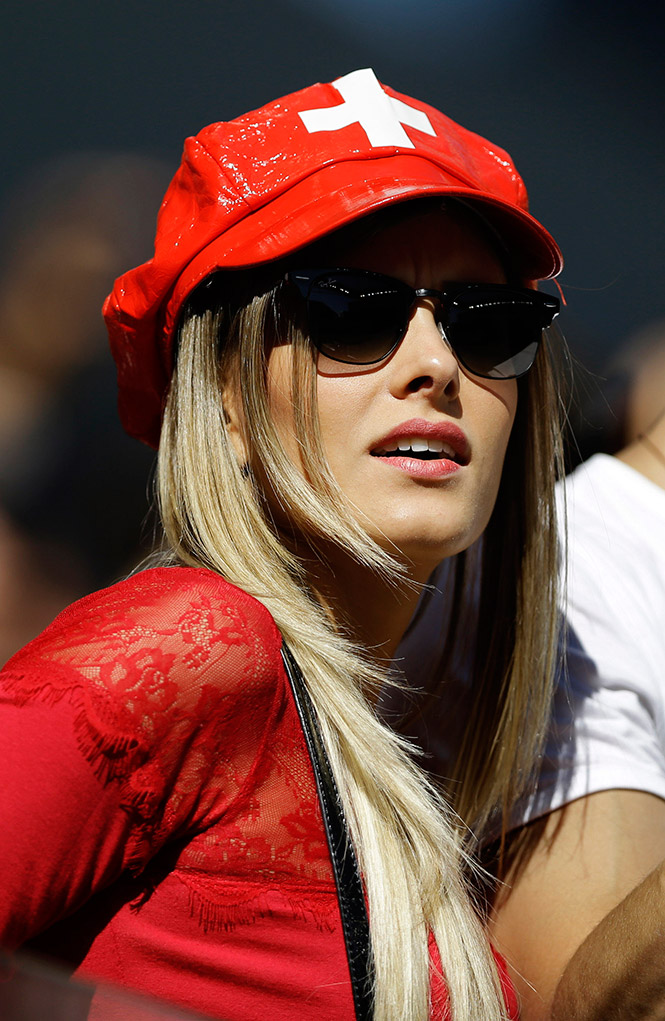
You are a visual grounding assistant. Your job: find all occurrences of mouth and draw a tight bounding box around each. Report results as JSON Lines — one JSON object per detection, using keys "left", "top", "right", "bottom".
{"left": 371, "top": 437, "right": 467, "bottom": 464}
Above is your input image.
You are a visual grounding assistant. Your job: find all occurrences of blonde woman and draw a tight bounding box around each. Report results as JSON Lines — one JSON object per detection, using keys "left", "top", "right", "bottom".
{"left": 0, "top": 70, "right": 564, "bottom": 1020}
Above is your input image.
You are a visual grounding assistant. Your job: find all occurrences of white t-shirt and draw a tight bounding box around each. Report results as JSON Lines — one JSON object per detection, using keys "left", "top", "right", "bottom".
{"left": 393, "top": 453, "right": 665, "bottom": 824}
{"left": 522, "top": 453, "right": 665, "bottom": 820}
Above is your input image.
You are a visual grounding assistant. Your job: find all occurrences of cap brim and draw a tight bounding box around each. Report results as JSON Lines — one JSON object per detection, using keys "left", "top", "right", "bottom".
{"left": 163, "top": 153, "right": 562, "bottom": 342}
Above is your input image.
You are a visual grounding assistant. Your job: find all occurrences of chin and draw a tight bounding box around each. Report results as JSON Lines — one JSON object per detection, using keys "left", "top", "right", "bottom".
{"left": 375, "top": 529, "right": 476, "bottom": 575}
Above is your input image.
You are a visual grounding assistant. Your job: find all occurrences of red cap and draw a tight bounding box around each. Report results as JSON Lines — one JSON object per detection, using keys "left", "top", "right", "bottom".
{"left": 104, "top": 68, "right": 563, "bottom": 446}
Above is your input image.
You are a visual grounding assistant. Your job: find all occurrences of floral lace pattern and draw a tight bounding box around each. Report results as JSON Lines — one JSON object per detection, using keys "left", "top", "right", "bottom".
{"left": 1, "top": 567, "right": 337, "bottom": 932}
{"left": 0, "top": 565, "right": 520, "bottom": 1020}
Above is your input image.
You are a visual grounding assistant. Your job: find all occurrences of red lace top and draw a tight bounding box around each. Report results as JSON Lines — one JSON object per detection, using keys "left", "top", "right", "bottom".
{"left": 0, "top": 566, "right": 517, "bottom": 1020}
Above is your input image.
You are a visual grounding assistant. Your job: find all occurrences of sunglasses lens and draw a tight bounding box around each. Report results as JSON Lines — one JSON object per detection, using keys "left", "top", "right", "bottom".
{"left": 288, "top": 271, "right": 559, "bottom": 379}
{"left": 305, "top": 272, "right": 409, "bottom": 365}
{"left": 445, "top": 290, "right": 555, "bottom": 379}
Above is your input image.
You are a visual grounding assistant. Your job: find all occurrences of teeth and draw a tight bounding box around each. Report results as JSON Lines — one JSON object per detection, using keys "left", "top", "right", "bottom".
{"left": 375, "top": 437, "right": 458, "bottom": 457}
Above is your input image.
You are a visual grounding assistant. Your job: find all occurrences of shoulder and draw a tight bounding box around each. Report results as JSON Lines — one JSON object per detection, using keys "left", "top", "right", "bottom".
{"left": 2, "top": 566, "right": 284, "bottom": 711}
{"left": 559, "top": 453, "right": 665, "bottom": 554}
{"left": 559, "top": 455, "right": 665, "bottom": 637}
{"left": 28, "top": 565, "right": 278, "bottom": 642}
{"left": 557, "top": 454, "right": 620, "bottom": 538}
{"left": 0, "top": 570, "right": 291, "bottom": 883}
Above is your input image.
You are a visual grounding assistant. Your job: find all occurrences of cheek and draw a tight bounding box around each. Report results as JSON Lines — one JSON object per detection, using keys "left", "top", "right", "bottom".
{"left": 464, "top": 376, "right": 518, "bottom": 516}
{"left": 315, "top": 375, "right": 376, "bottom": 470}
{"left": 484, "top": 382, "right": 518, "bottom": 494}
{"left": 267, "top": 347, "right": 368, "bottom": 474}
{"left": 495, "top": 379, "right": 518, "bottom": 446}
{"left": 471, "top": 377, "right": 518, "bottom": 450}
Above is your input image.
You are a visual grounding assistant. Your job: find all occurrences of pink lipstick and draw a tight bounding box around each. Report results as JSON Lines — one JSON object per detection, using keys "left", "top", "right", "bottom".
{"left": 370, "top": 418, "right": 469, "bottom": 478}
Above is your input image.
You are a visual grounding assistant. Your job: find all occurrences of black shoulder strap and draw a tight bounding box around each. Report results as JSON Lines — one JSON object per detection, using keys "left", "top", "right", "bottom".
{"left": 281, "top": 643, "right": 374, "bottom": 1021}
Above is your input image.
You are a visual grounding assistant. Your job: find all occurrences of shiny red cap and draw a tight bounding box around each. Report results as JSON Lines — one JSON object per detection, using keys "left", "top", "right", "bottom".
{"left": 104, "top": 68, "right": 563, "bottom": 446}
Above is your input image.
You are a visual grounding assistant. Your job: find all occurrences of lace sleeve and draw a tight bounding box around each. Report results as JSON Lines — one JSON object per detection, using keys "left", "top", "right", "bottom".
{"left": 0, "top": 566, "right": 284, "bottom": 948}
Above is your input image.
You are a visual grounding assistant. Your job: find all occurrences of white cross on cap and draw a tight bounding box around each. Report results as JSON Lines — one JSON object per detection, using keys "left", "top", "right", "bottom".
{"left": 298, "top": 68, "right": 436, "bottom": 149}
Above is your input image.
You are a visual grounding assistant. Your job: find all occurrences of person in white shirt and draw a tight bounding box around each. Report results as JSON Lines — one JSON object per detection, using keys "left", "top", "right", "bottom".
{"left": 490, "top": 321, "right": 665, "bottom": 1020}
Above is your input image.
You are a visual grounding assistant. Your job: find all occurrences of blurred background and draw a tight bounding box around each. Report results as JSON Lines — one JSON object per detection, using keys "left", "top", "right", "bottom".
{"left": 1, "top": 0, "right": 663, "bottom": 659}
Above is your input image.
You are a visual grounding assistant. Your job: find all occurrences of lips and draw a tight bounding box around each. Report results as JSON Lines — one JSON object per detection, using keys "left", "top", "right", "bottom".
{"left": 370, "top": 418, "right": 470, "bottom": 466}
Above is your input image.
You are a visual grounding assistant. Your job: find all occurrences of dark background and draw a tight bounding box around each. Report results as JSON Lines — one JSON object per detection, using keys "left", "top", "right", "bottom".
{"left": 0, "top": 0, "right": 663, "bottom": 657}
{"left": 4, "top": 0, "right": 664, "bottom": 367}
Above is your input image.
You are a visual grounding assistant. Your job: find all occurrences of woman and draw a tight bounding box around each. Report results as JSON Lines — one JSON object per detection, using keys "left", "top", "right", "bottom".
{"left": 0, "top": 69, "right": 563, "bottom": 1020}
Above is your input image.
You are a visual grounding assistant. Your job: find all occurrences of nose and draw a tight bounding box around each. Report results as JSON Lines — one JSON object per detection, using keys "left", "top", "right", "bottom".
{"left": 387, "top": 302, "right": 460, "bottom": 402}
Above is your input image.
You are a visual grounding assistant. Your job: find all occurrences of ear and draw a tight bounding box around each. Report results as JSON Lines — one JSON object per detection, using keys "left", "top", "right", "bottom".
{"left": 221, "top": 382, "right": 249, "bottom": 467}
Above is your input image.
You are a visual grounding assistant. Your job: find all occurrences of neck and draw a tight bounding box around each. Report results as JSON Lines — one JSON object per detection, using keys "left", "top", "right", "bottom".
{"left": 305, "top": 547, "right": 426, "bottom": 665}
{"left": 617, "top": 415, "right": 665, "bottom": 491}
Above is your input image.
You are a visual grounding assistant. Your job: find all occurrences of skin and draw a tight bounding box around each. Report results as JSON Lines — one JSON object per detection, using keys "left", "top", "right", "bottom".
{"left": 551, "top": 844, "right": 665, "bottom": 1020}
{"left": 490, "top": 790, "right": 665, "bottom": 1020}
{"left": 243, "top": 206, "right": 519, "bottom": 656}
{"left": 617, "top": 412, "right": 665, "bottom": 491}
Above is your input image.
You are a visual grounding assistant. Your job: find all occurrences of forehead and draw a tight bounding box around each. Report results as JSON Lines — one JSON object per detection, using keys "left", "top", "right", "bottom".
{"left": 320, "top": 201, "right": 509, "bottom": 285}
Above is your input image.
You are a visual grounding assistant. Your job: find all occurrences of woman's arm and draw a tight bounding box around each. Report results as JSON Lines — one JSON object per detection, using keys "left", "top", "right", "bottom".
{"left": 550, "top": 856, "right": 665, "bottom": 1020}
{"left": 0, "top": 693, "right": 139, "bottom": 948}
{"left": 489, "top": 788, "right": 665, "bottom": 1021}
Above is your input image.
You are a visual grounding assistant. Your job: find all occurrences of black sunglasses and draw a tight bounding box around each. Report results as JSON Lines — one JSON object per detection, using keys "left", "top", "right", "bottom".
{"left": 285, "top": 268, "right": 560, "bottom": 380}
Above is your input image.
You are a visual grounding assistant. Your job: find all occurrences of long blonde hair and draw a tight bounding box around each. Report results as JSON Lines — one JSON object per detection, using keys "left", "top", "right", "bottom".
{"left": 156, "top": 213, "right": 564, "bottom": 1019}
